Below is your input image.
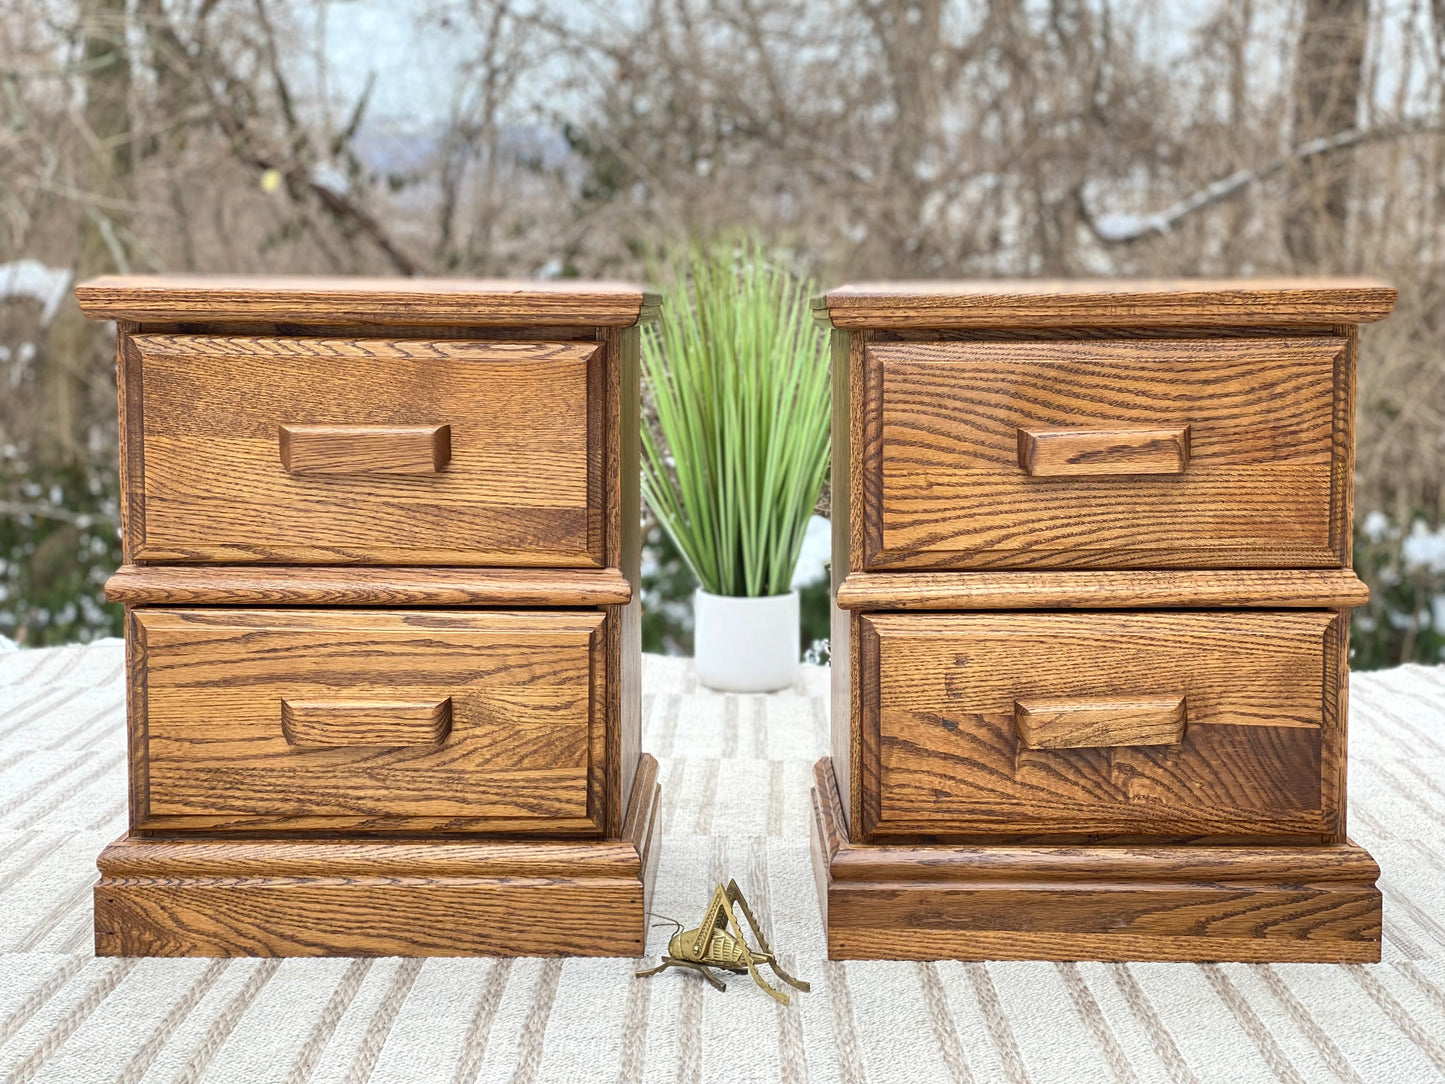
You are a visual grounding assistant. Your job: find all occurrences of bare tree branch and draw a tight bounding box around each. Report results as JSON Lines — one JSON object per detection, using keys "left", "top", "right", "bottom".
{"left": 140, "top": 1, "right": 424, "bottom": 275}
{"left": 1078, "top": 121, "right": 1445, "bottom": 244}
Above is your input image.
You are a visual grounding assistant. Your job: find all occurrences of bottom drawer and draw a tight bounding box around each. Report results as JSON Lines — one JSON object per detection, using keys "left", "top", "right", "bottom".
{"left": 859, "top": 610, "right": 1343, "bottom": 842}
{"left": 130, "top": 608, "right": 606, "bottom": 834}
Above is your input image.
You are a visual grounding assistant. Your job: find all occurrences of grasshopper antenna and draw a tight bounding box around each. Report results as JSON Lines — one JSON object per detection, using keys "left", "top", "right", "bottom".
{"left": 645, "top": 911, "right": 683, "bottom": 936}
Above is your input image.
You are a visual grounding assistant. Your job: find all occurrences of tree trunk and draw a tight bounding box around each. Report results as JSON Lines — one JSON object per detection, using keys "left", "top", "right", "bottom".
{"left": 1283, "top": 0, "right": 1367, "bottom": 270}
{"left": 41, "top": 0, "right": 133, "bottom": 465}
{"left": 856, "top": 0, "right": 946, "bottom": 272}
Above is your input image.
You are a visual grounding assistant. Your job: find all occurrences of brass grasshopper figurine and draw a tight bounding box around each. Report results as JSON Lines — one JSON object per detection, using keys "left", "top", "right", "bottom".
{"left": 636, "top": 879, "right": 810, "bottom": 1005}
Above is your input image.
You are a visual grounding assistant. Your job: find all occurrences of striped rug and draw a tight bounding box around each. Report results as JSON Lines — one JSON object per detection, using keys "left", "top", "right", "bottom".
{"left": 3, "top": 640, "right": 1445, "bottom": 1083}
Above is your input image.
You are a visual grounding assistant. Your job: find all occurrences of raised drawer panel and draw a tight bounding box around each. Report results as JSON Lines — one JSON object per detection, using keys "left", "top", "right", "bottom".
{"left": 865, "top": 336, "right": 1346, "bottom": 570}
{"left": 130, "top": 608, "right": 607, "bottom": 834}
{"left": 131, "top": 335, "right": 602, "bottom": 566}
{"left": 859, "top": 610, "right": 1342, "bottom": 842}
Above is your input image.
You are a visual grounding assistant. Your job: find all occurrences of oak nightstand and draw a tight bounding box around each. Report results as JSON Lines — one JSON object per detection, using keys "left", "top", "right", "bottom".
{"left": 78, "top": 275, "right": 660, "bottom": 957}
{"left": 811, "top": 279, "right": 1395, "bottom": 962}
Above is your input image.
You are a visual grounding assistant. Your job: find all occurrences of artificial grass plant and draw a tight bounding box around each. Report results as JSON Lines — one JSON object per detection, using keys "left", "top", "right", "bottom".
{"left": 640, "top": 242, "right": 830, "bottom": 598}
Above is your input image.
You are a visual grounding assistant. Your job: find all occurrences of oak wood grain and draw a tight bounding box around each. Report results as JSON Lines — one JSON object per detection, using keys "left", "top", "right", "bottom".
{"left": 114, "top": 322, "right": 139, "bottom": 562}
{"left": 131, "top": 334, "right": 602, "bottom": 566}
{"left": 94, "top": 755, "right": 660, "bottom": 957}
{"left": 621, "top": 750, "right": 660, "bottom": 850}
{"left": 857, "top": 608, "right": 882, "bottom": 844}
{"left": 278, "top": 423, "right": 451, "bottom": 474}
{"left": 845, "top": 329, "right": 867, "bottom": 832}
{"left": 834, "top": 569, "right": 1369, "bottom": 610}
{"left": 77, "top": 274, "right": 661, "bottom": 328}
{"left": 120, "top": 330, "right": 145, "bottom": 563}
{"left": 97, "top": 835, "right": 642, "bottom": 879}
{"left": 859, "top": 610, "right": 1339, "bottom": 841}
{"left": 623, "top": 751, "right": 662, "bottom": 924}
{"left": 1332, "top": 325, "right": 1359, "bottom": 566}
{"left": 871, "top": 324, "right": 1346, "bottom": 342}
{"left": 1014, "top": 697, "right": 1187, "bottom": 750}
{"left": 104, "top": 564, "right": 633, "bottom": 607}
{"left": 94, "top": 880, "right": 647, "bottom": 957}
{"left": 130, "top": 608, "right": 608, "bottom": 834}
{"left": 865, "top": 336, "right": 1346, "bottom": 570}
{"left": 93, "top": 282, "right": 652, "bottom": 957}
{"left": 128, "top": 604, "right": 149, "bottom": 831}
{"left": 1018, "top": 426, "right": 1190, "bottom": 476}
{"left": 810, "top": 757, "right": 1381, "bottom": 962}
{"left": 823, "top": 281, "right": 1381, "bottom": 962}
{"left": 829, "top": 327, "right": 860, "bottom": 833}
{"left": 609, "top": 325, "right": 644, "bottom": 826}
{"left": 816, "top": 278, "right": 1397, "bottom": 329}
{"left": 127, "top": 322, "right": 605, "bottom": 342}
{"left": 829, "top": 599, "right": 855, "bottom": 838}
{"left": 1326, "top": 599, "right": 1349, "bottom": 842}
{"left": 279, "top": 698, "right": 453, "bottom": 748}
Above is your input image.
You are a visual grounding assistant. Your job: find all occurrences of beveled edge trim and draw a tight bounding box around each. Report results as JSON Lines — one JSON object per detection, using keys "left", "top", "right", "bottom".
{"left": 812, "top": 279, "right": 1397, "bottom": 329}
{"left": 105, "top": 565, "right": 633, "bottom": 607}
{"left": 620, "top": 752, "right": 660, "bottom": 848}
{"left": 77, "top": 275, "right": 661, "bottom": 328}
{"left": 835, "top": 569, "right": 1369, "bottom": 611}
{"left": 812, "top": 757, "right": 846, "bottom": 867}
{"left": 95, "top": 832, "right": 643, "bottom": 880}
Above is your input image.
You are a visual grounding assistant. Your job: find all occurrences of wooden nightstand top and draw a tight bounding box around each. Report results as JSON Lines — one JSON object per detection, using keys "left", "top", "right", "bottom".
{"left": 813, "top": 277, "right": 1396, "bottom": 328}
{"left": 76, "top": 274, "right": 661, "bottom": 328}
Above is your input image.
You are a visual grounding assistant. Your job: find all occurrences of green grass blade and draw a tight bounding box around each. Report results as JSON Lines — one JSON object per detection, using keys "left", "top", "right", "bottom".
{"left": 639, "top": 238, "right": 831, "bottom": 599}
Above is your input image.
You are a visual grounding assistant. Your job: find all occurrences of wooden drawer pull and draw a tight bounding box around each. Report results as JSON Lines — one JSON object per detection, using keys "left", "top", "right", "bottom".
{"left": 280, "top": 698, "right": 453, "bottom": 748}
{"left": 1017, "top": 426, "right": 1189, "bottom": 477}
{"left": 1014, "top": 697, "right": 1186, "bottom": 750}
{"left": 278, "top": 424, "right": 451, "bottom": 474}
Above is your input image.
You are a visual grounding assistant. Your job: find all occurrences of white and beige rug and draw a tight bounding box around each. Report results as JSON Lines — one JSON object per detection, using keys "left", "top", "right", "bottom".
{"left": 3, "top": 640, "right": 1445, "bottom": 1083}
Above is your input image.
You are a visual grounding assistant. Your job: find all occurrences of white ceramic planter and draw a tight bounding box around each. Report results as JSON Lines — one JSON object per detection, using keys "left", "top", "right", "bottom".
{"left": 693, "top": 589, "right": 799, "bottom": 693}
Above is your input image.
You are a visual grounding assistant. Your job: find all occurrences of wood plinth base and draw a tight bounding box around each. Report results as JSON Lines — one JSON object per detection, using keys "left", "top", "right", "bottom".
{"left": 810, "top": 757, "right": 1381, "bottom": 963}
{"left": 94, "top": 755, "right": 661, "bottom": 957}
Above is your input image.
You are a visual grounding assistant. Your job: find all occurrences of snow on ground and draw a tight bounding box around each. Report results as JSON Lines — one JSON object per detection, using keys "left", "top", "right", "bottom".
{"left": 0, "top": 260, "right": 72, "bottom": 325}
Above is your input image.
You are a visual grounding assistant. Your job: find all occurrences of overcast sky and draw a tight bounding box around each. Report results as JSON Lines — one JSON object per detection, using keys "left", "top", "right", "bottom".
{"left": 293, "top": 0, "right": 1426, "bottom": 132}
{"left": 301, "top": 0, "right": 1223, "bottom": 126}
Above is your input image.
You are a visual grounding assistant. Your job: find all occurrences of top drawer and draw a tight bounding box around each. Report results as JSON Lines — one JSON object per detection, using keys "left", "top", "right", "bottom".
{"left": 862, "top": 336, "right": 1348, "bottom": 570}
{"left": 128, "top": 335, "right": 602, "bottom": 566}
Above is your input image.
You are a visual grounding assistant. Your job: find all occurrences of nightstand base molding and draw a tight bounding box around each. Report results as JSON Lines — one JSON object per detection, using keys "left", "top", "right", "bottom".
{"left": 810, "top": 757, "right": 1381, "bottom": 963}
{"left": 95, "top": 755, "right": 660, "bottom": 958}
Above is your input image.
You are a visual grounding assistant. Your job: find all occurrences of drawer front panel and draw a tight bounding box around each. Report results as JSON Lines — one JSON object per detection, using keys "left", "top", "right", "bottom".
{"left": 860, "top": 610, "right": 1341, "bottom": 842}
{"left": 865, "top": 337, "right": 1345, "bottom": 569}
{"left": 131, "top": 608, "right": 606, "bottom": 834}
{"left": 132, "top": 335, "right": 602, "bottom": 566}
